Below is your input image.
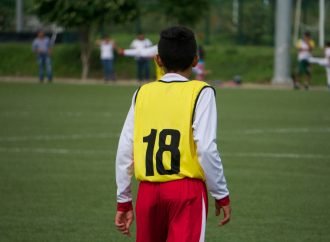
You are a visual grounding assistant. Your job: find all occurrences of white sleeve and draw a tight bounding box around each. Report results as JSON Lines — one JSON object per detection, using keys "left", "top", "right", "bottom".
{"left": 124, "top": 48, "right": 141, "bottom": 57}
{"left": 140, "top": 45, "right": 157, "bottom": 57}
{"left": 115, "top": 92, "right": 136, "bottom": 203}
{"left": 309, "top": 57, "right": 328, "bottom": 66}
{"left": 193, "top": 87, "right": 229, "bottom": 200}
{"left": 124, "top": 45, "right": 158, "bottom": 58}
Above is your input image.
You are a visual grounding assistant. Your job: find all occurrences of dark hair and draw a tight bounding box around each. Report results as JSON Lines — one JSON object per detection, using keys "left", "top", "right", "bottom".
{"left": 326, "top": 41, "right": 330, "bottom": 47}
{"left": 304, "top": 31, "right": 311, "bottom": 37}
{"left": 102, "top": 33, "right": 109, "bottom": 38}
{"left": 158, "top": 26, "right": 197, "bottom": 71}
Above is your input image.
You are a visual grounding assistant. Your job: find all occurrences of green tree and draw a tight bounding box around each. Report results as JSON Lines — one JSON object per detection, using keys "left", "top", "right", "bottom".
{"left": 242, "top": 2, "right": 269, "bottom": 44}
{"left": 0, "top": 0, "right": 14, "bottom": 31}
{"left": 32, "top": 0, "right": 137, "bottom": 80}
{"left": 159, "top": 0, "right": 210, "bottom": 26}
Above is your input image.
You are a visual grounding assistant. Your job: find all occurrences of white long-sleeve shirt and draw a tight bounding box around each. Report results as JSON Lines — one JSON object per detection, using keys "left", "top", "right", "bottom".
{"left": 123, "top": 45, "right": 158, "bottom": 58}
{"left": 309, "top": 47, "right": 330, "bottom": 67}
{"left": 116, "top": 73, "right": 229, "bottom": 203}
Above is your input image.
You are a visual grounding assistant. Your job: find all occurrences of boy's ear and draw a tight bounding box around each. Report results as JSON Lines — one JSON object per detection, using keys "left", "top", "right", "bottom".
{"left": 155, "top": 54, "right": 164, "bottom": 67}
{"left": 192, "top": 55, "right": 199, "bottom": 67}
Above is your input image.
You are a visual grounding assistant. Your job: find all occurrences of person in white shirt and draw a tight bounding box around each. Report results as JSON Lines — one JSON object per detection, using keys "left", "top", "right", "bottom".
{"left": 119, "top": 45, "right": 166, "bottom": 80}
{"left": 295, "top": 31, "right": 315, "bottom": 90}
{"left": 325, "top": 42, "right": 330, "bottom": 89}
{"left": 97, "top": 35, "right": 116, "bottom": 82}
{"left": 309, "top": 41, "right": 330, "bottom": 89}
{"left": 32, "top": 30, "right": 53, "bottom": 83}
{"left": 130, "top": 33, "right": 153, "bottom": 82}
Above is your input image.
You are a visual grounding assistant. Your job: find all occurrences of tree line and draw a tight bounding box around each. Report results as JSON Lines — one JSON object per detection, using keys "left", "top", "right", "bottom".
{"left": 0, "top": 0, "right": 328, "bottom": 79}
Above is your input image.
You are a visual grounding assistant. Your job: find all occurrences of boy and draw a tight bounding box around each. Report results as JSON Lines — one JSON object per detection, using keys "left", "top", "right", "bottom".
{"left": 32, "top": 30, "right": 53, "bottom": 83}
{"left": 130, "top": 33, "right": 153, "bottom": 82}
{"left": 325, "top": 41, "right": 330, "bottom": 89}
{"left": 115, "top": 26, "right": 231, "bottom": 242}
{"left": 295, "top": 31, "right": 315, "bottom": 89}
{"left": 119, "top": 45, "right": 164, "bottom": 80}
{"left": 96, "top": 34, "right": 116, "bottom": 82}
{"left": 309, "top": 41, "right": 330, "bottom": 89}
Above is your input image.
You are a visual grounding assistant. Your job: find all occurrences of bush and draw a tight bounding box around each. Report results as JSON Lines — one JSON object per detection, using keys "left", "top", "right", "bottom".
{"left": 0, "top": 42, "right": 327, "bottom": 85}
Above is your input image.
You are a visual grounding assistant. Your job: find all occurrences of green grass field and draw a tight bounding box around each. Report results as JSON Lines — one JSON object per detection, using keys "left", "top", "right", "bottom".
{"left": 0, "top": 82, "right": 330, "bottom": 242}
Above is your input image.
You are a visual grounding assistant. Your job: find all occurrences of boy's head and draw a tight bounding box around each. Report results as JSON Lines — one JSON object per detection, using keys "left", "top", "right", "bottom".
{"left": 157, "top": 26, "right": 197, "bottom": 72}
{"left": 304, "top": 31, "right": 311, "bottom": 39}
{"left": 326, "top": 41, "right": 330, "bottom": 47}
{"left": 102, "top": 34, "right": 110, "bottom": 40}
{"left": 137, "top": 33, "right": 145, "bottom": 40}
{"left": 37, "top": 30, "right": 45, "bottom": 38}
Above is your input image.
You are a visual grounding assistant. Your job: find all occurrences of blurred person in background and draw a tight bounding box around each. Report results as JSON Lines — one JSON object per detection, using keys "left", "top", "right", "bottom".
{"left": 309, "top": 41, "right": 330, "bottom": 90}
{"left": 193, "top": 45, "right": 207, "bottom": 81}
{"left": 97, "top": 34, "right": 116, "bottom": 82}
{"left": 294, "top": 31, "right": 315, "bottom": 90}
{"left": 324, "top": 41, "right": 330, "bottom": 90}
{"left": 32, "top": 30, "right": 53, "bottom": 83}
{"left": 130, "top": 33, "right": 153, "bottom": 82}
{"left": 118, "top": 45, "right": 165, "bottom": 80}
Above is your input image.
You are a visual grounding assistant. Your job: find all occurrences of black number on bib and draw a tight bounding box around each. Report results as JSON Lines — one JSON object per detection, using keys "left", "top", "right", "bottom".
{"left": 143, "top": 129, "right": 157, "bottom": 176}
{"left": 143, "top": 129, "right": 181, "bottom": 176}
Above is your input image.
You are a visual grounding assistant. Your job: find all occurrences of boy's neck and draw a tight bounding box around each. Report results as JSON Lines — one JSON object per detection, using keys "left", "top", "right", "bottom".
{"left": 166, "top": 69, "right": 192, "bottom": 79}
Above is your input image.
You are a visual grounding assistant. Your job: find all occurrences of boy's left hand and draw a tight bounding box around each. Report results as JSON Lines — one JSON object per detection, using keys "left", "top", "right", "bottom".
{"left": 215, "top": 201, "right": 231, "bottom": 226}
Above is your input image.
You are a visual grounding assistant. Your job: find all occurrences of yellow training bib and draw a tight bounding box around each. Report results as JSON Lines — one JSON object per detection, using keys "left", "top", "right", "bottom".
{"left": 134, "top": 80, "right": 214, "bottom": 182}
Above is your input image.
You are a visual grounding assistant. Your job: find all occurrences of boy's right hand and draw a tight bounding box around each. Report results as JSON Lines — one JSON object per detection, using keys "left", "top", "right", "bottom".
{"left": 116, "top": 47, "right": 124, "bottom": 55}
{"left": 115, "top": 210, "right": 134, "bottom": 236}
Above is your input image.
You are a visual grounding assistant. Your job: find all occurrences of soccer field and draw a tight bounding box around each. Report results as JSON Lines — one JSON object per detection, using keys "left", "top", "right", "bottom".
{"left": 0, "top": 82, "right": 329, "bottom": 242}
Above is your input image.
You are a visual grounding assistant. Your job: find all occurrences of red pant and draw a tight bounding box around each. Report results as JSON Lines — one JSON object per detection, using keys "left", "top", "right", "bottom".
{"left": 136, "top": 178, "right": 208, "bottom": 242}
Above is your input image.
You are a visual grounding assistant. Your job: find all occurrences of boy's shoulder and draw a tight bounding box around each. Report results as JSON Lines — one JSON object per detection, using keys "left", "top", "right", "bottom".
{"left": 141, "top": 80, "right": 210, "bottom": 87}
{"left": 139, "top": 80, "right": 214, "bottom": 95}
{"left": 135, "top": 80, "right": 215, "bottom": 103}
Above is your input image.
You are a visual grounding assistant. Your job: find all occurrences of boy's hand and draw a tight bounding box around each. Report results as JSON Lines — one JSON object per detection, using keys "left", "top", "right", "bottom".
{"left": 116, "top": 47, "right": 124, "bottom": 55}
{"left": 215, "top": 201, "right": 231, "bottom": 226}
{"left": 115, "top": 210, "right": 134, "bottom": 236}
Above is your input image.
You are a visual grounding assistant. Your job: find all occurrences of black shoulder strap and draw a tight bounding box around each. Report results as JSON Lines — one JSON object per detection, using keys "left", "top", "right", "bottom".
{"left": 134, "top": 86, "right": 142, "bottom": 105}
{"left": 192, "top": 85, "right": 216, "bottom": 124}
